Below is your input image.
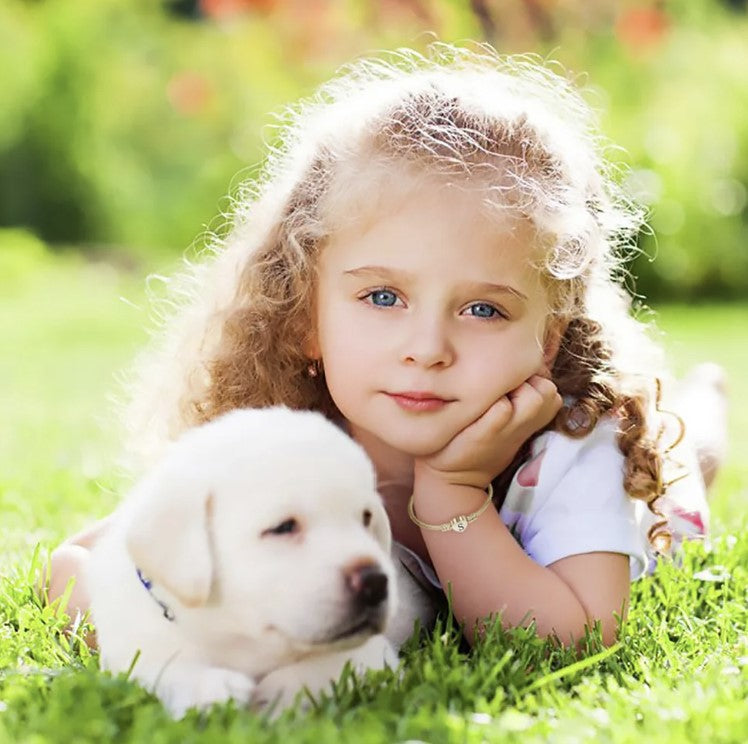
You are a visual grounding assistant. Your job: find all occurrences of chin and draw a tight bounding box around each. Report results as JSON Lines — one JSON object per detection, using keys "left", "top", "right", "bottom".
{"left": 379, "top": 430, "right": 454, "bottom": 458}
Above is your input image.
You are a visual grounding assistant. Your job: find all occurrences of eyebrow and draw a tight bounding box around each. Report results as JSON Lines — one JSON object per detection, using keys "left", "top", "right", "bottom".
{"left": 343, "top": 265, "right": 529, "bottom": 301}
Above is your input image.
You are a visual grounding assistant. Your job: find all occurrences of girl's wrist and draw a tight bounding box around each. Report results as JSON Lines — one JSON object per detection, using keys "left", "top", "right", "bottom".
{"left": 411, "top": 465, "right": 490, "bottom": 526}
{"left": 412, "top": 460, "right": 491, "bottom": 492}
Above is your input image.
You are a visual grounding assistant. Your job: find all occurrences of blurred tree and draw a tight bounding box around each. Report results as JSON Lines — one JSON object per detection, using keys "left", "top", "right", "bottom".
{"left": 0, "top": 0, "right": 745, "bottom": 298}
{"left": 165, "top": 0, "right": 202, "bottom": 19}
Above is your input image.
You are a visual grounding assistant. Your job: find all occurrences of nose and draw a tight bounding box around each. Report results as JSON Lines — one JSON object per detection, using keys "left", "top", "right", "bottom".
{"left": 400, "top": 314, "right": 454, "bottom": 369}
{"left": 344, "top": 561, "right": 388, "bottom": 607}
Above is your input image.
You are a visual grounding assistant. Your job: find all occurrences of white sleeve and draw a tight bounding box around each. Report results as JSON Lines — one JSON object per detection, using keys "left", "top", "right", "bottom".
{"left": 512, "top": 422, "right": 650, "bottom": 580}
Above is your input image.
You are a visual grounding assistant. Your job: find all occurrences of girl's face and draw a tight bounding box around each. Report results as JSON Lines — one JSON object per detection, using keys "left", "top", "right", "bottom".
{"left": 311, "top": 180, "right": 556, "bottom": 458}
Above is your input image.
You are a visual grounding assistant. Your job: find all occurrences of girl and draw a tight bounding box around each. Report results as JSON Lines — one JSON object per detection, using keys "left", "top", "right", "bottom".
{"left": 50, "top": 45, "right": 715, "bottom": 648}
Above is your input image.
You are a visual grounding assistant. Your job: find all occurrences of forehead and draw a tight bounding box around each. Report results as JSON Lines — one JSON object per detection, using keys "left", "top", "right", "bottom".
{"left": 320, "top": 177, "right": 544, "bottom": 291}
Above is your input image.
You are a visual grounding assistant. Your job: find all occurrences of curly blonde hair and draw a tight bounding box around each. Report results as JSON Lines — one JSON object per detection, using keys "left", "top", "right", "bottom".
{"left": 125, "top": 44, "right": 678, "bottom": 548}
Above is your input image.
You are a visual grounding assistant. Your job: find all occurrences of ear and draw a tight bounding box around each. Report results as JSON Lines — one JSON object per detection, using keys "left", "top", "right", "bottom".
{"left": 302, "top": 297, "right": 321, "bottom": 360}
{"left": 302, "top": 330, "right": 320, "bottom": 361}
{"left": 125, "top": 476, "right": 214, "bottom": 608}
{"left": 541, "top": 318, "right": 566, "bottom": 374}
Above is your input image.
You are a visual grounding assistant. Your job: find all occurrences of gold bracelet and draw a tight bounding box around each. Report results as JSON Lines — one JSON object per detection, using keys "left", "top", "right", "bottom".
{"left": 407, "top": 484, "right": 494, "bottom": 533}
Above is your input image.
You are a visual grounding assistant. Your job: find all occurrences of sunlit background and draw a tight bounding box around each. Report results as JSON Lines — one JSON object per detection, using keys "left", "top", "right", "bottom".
{"left": 1, "top": 0, "right": 747, "bottom": 298}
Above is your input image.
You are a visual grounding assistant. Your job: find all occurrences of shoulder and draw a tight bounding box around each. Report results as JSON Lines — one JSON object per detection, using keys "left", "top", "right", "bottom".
{"left": 499, "top": 417, "right": 649, "bottom": 579}
{"left": 502, "top": 417, "right": 624, "bottom": 512}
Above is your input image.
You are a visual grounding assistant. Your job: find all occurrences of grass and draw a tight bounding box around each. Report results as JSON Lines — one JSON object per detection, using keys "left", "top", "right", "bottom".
{"left": 1, "top": 245, "right": 746, "bottom": 743}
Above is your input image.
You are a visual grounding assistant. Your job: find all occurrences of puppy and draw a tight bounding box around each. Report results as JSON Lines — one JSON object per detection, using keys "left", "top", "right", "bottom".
{"left": 88, "top": 407, "right": 399, "bottom": 718}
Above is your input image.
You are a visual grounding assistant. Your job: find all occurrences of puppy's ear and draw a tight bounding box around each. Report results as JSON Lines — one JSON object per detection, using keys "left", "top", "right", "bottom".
{"left": 125, "top": 477, "right": 213, "bottom": 607}
{"left": 370, "top": 500, "right": 392, "bottom": 553}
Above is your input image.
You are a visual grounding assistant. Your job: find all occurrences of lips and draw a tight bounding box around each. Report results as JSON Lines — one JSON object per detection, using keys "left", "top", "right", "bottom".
{"left": 385, "top": 391, "right": 454, "bottom": 412}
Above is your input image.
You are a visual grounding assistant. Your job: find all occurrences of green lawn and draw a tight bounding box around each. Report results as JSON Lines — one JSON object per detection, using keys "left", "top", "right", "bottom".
{"left": 1, "top": 247, "right": 746, "bottom": 742}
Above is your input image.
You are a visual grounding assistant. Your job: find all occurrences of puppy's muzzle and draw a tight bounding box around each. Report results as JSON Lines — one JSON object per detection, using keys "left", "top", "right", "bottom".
{"left": 319, "top": 559, "right": 390, "bottom": 644}
{"left": 345, "top": 561, "right": 388, "bottom": 608}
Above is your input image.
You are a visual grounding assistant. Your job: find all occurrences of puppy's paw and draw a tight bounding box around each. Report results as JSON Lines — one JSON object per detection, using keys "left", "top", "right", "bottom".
{"left": 252, "top": 634, "right": 398, "bottom": 718}
{"left": 252, "top": 665, "right": 310, "bottom": 716}
{"left": 347, "top": 633, "right": 399, "bottom": 671}
{"left": 160, "top": 665, "right": 255, "bottom": 719}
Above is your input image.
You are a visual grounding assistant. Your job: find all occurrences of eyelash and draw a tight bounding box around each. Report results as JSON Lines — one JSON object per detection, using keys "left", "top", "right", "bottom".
{"left": 464, "top": 302, "right": 508, "bottom": 320}
{"left": 359, "top": 288, "right": 508, "bottom": 320}
{"left": 360, "top": 287, "right": 403, "bottom": 308}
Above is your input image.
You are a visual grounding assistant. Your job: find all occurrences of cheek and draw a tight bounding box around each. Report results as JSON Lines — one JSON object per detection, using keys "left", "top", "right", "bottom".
{"left": 322, "top": 369, "right": 357, "bottom": 418}
{"left": 517, "top": 336, "right": 545, "bottom": 375}
{"left": 317, "top": 344, "right": 371, "bottom": 419}
{"left": 475, "top": 329, "right": 544, "bottom": 381}
{"left": 317, "top": 298, "right": 362, "bottom": 354}
{"left": 318, "top": 306, "right": 382, "bottom": 380}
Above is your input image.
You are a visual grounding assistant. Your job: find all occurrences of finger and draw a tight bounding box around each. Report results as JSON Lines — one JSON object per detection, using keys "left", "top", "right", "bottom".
{"left": 513, "top": 375, "right": 561, "bottom": 406}
{"left": 436, "top": 396, "right": 512, "bottom": 458}
{"left": 507, "top": 381, "right": 543, "bottom": 416}
{"left": 506, "top": 377, "right": 546, "bottom": 406}
{"left": 526, "top": 374, "right": 560, "bottom": 396}
{"left": 533, "top": 377, "right": 563, "bottom": 415}
{"left": 510, "top": 378, "right": 562, "bottom": 426}
{"left": 475, "top": 394, "right": 514, "bottom": 431}
{"left": 534, "top": 362, "right": 553, "bottom": 379}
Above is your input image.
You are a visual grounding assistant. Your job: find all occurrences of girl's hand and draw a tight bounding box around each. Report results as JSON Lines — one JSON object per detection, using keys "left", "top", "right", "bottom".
{"left": 415, "top": 375, "right": 562, "bottom": 490}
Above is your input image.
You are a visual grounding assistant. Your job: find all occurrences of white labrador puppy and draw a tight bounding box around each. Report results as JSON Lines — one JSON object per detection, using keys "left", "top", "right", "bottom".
{"left": 88, "top": 407, "right": 401, "bottom": 718}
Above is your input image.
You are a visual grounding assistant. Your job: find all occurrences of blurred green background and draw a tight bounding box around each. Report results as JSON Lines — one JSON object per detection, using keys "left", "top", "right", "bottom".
{"left": 1, "top": 0, "right": 747, "bottom": 298}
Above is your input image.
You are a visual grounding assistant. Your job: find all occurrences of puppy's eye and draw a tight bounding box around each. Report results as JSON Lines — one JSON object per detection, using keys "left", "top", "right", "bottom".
{"left": 362, "top": 509, "right": 372, "bottom": 528}
{"left": 262, "top": 518, "right": 299, "bottom": 537}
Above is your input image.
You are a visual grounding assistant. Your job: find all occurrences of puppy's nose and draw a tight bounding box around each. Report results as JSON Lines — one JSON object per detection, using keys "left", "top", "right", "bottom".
{"left": 345, "top": 561, "right": 388, "bottom": 607}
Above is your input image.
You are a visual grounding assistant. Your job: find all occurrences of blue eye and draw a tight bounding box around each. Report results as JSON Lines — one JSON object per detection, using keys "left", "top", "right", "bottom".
{"left": 467, "top": 303, "right": 501, "bottom": 319}
{"left": 367, "top": 289, "right": 399, "bottom": 307}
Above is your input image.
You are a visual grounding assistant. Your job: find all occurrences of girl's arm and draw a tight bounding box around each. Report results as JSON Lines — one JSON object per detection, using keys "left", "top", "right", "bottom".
{"left": 44, "top": 516, "right": 114, "bottom": 645}
{"left": 411, "top": 475, "right": 630, "bottom": 646}
{"left": 413, "top": 376, "right": 630, "bottom": 646}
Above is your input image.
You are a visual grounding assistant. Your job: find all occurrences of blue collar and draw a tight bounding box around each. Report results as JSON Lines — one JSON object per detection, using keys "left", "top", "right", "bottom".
{"left": 136, "top": 568, "right": 176, "bottom": 622}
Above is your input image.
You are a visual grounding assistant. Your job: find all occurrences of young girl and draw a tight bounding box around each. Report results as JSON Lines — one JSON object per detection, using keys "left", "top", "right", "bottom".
{"left": 50, "top": 45, "right": 715, "bottom": 648}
